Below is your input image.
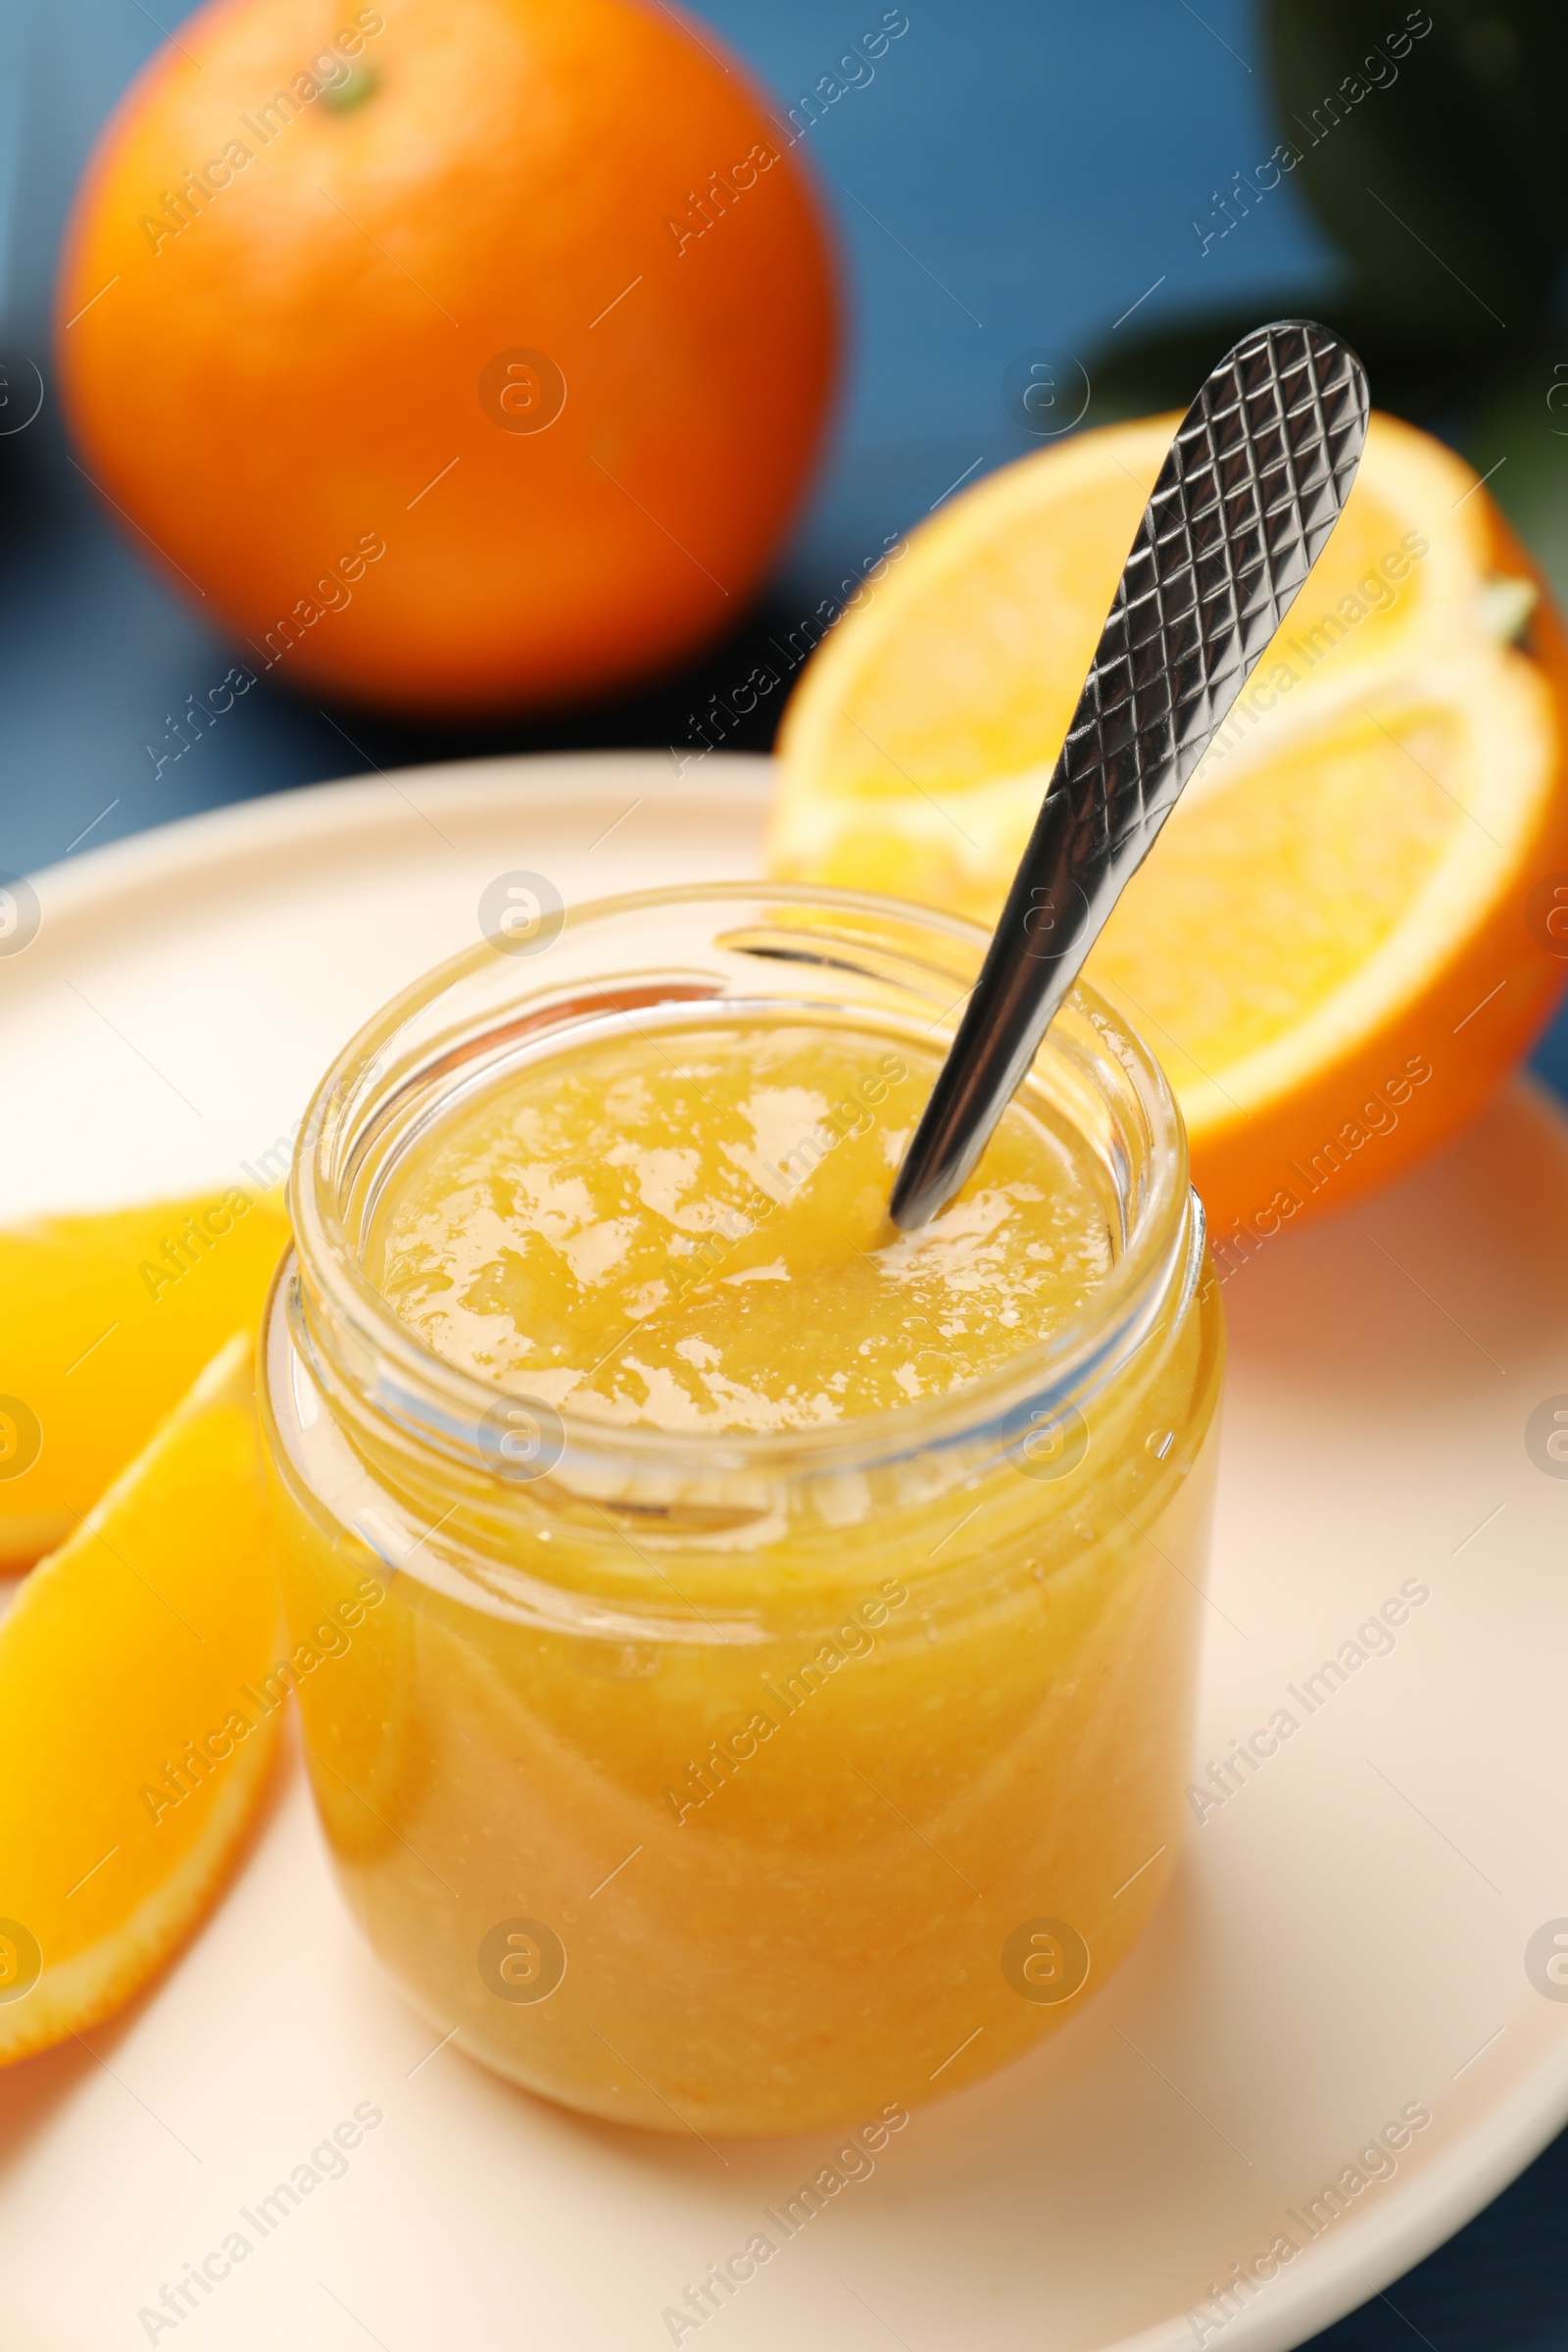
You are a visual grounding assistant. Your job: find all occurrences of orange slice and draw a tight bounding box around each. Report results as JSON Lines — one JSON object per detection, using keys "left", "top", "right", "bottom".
{"left": 0, "top": 1187, "right": 290, "bottom": 1570}
{"left": 769, "top": 414, "right": 1568, "bottom": 1242}
{"left": 0, "top": 1336, "right": 281, "bottom": 2064}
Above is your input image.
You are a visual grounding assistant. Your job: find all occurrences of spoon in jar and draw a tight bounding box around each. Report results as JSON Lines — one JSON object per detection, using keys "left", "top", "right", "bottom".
{"left": 888, "top": 318, "right": 1369, "bottom": 1232}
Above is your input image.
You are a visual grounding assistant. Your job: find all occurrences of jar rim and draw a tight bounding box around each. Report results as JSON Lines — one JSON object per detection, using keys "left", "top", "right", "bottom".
{"left": 287, "top": 880, "right": 1196, "bottom": 1486}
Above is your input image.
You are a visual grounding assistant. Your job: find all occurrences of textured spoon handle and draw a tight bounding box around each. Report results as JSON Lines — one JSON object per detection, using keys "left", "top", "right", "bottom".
{"left": 889, "top": 318, "right": 1369, "bottom": 1232}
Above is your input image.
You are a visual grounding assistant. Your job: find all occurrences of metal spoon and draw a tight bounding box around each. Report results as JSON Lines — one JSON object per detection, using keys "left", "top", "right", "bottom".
{"left": 888, "top": 318, "right": 1369, "bottom": 1232}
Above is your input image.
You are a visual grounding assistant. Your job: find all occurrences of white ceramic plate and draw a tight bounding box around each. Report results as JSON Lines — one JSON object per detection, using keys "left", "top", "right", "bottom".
{"left": 3, "top": 751, "right": 1567, "bottom": 2352}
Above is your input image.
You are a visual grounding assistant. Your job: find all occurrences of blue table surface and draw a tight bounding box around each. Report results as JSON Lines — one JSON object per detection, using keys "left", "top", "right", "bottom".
{"left": 3, "top": 5, "right": 1567, "bottom": 2339}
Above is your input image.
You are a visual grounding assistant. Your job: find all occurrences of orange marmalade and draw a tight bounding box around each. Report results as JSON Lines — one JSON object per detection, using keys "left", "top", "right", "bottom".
{"left": 260, "top": 887, "right": 1223, "bottom": 2134}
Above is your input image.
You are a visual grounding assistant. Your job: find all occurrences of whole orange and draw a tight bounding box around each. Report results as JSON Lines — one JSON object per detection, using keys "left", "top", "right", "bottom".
{"left": 57, "top": 0, "right": 839, "bottom": 714}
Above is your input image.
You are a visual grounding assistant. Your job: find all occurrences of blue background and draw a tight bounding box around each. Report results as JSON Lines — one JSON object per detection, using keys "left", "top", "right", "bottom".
{"left": 3, "top": 5, "right": 1567, "bottom": 2340}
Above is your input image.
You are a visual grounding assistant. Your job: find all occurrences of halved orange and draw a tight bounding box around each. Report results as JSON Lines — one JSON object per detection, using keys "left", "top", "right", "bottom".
{"left": 768, "top": 414, "right": 1568, "bottom": 1245}
{"left": 0, "top": 1336, "right": 281, "bottom": 2063}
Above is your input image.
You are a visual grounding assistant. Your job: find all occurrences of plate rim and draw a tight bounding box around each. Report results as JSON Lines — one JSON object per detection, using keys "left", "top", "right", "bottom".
{"left": 23, "top": 746, "right": 776, "bottom": 922}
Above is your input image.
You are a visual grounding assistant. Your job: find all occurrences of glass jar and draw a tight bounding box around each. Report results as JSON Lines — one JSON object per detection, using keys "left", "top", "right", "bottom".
{"left": 258, "top": 884, "right": 1223, "bottom": 2138}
